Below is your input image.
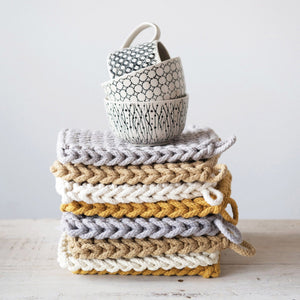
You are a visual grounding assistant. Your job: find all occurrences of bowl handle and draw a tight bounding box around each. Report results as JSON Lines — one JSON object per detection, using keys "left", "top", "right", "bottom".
{"left": 122, "top": 22, "right": 161, "bottom": 49}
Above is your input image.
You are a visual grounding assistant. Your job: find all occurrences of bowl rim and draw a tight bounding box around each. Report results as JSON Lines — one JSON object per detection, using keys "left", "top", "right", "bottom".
{"left": 104, "top": 94, "right": 189, "bottom": 105}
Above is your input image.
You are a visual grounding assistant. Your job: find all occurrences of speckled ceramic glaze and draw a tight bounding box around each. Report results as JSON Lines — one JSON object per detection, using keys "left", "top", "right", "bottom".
{"left": 104, "top": 96, "right": 189, "bottom": 145}
{"left": 102, "top": 57, "right": 186, "bottom": 102}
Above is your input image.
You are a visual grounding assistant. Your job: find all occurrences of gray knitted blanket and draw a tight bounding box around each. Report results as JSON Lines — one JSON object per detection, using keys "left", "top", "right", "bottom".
{"left": 57, "top": 126, "right": 236, "bottom": 166}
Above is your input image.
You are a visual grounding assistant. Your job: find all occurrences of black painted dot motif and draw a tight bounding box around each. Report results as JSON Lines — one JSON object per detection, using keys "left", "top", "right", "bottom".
{"left": 108, "top": 42, "right": 159, "bottom": 79}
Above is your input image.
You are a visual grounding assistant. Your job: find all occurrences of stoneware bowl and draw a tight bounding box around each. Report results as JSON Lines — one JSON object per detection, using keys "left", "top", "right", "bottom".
{"left": 108, "top": 41, "right": 170, "bottom": 79}
{"left": 104, "top": 96, "right": 189, "bottom": 145}
{"left": 108, "top": 22, "right": 170, "bottom": 79}
{"left": 102, "top": 57, "right": 186, "bottom": 103}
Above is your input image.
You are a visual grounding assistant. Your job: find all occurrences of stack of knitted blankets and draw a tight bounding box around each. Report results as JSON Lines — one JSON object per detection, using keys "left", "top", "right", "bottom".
{"left": 50, "top": 127, "right": 255, "bottom": 277}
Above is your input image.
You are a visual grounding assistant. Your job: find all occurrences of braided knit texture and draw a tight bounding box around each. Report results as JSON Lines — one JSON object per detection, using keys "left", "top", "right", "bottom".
{"left": 58, "top": 233, "right": 219, "bottom": 273}
{"left": 50, "top": 158, "right": 229, "bottom": 186}
{"left": 67, "top": 234, "right": 256, "bottom": 260}
{"left": 56, "top": 179, "right": 223, "bottom": 206}
{"left": 60, "top": 197, "right": 238, "bottom": 224}
{"left": 56, "top": 169, "right": 231, "bottom": 206}
{"left": 61, "top": 213, "right": 242, "bottom": 242}
{"left": 72, "top": 263, "right": 221, "bottom": 277}
{"left": 57, "top": 127, "right": 236, "bottom": 166}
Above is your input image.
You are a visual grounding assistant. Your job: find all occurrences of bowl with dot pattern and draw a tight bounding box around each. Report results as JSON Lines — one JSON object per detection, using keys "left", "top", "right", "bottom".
{"left": 104, "top": 95, "right": 189, "bottom": 145}
{"left": 108, "top": 40, "right": 170, "bottom": 79}
{"left": 108, "top": 22, "right": 170, "bottom": 79}
{"left": 102, "top": 57, "right": 186, "bottom": 103}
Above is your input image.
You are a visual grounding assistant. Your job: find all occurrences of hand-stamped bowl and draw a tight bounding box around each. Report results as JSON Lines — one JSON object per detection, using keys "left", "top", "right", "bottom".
{"left": 108, "top": 22, "right": 170, "bottom": 79}
{"left": 104, "top": 96, "right": 189, "bottom": 145}
{"left": 102, "top": 57, "right": 186, "bottom": 102}
{"left": 108, "top": 40, "right": 170, "bottom": 79}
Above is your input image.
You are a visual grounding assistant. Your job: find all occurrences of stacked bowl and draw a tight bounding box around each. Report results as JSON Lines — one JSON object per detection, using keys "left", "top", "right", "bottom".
{"left": 102, "top": 22, "right": 188, "bottom": 145}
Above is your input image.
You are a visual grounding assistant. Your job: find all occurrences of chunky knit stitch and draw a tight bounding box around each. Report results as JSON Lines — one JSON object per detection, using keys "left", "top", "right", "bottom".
{"left": 58, "top": 233, "right": 219, "bottom": 273}
{"left": 56, "top": 178, "right": 223, "bottom": 206}
{"left": 56, "top": 169, "right": 231, "bottom": 207}
{"left": 57, "top": 127, "right": 236, "bottom": 166}
{"left": 60, "top": 196, "right": 238, "bottom": 223}
{"left": 50, "top": 158, "right": 227, "bottom": 186}
{"left": 73, "top": 263, "right": 221, "bottom": 277}
{"left": 61, "top": 213, "right": 241, "bottom": 242}
{"left": 67, "top": 234, "right": 256, "bottom": 260}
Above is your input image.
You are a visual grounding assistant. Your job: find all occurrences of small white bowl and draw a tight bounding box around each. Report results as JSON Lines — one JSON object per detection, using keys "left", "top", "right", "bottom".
{"left": 102, "top": 57, "right": 186, "bottom": 103}
{"left": 104, "top": 96, "right": 189, "bottom": 145}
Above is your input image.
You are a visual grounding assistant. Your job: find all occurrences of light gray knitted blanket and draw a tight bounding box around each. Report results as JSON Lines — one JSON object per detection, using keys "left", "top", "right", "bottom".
{"left": 57, "top": 126, "right": 236, "bottom": 166}
{"left": 61, "top": 213, "right": 242, "bottom": 244}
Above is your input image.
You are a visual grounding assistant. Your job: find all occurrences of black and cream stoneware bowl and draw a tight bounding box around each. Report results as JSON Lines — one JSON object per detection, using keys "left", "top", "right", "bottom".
{"left": 108, "top": 40, "right": 170, "bottom": 79}
{"left": 102, "top": 57, "right": 186, "bottom": 103}
{"left": 104, "top": 95, "right": 189, "bottom": 145}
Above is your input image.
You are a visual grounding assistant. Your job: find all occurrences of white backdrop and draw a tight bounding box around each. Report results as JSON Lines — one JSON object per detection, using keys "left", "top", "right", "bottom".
{"left": 0, "top": 0, "right": 299, "bottom": 219}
